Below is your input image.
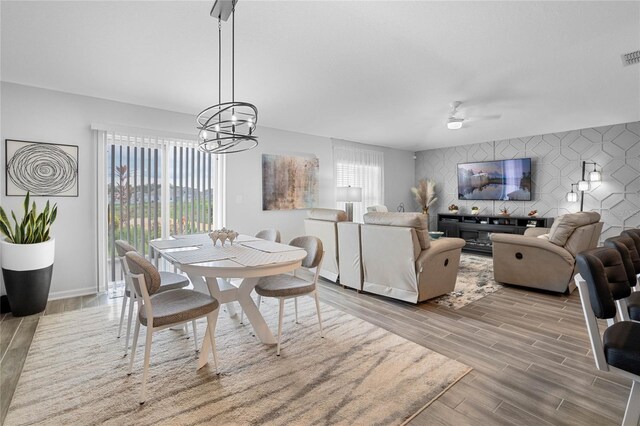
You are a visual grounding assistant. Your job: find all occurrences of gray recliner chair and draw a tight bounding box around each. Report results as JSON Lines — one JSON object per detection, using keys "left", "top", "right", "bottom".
{"left": 491, "top": 211, "right": 603, "bottom": 293}
{"left": 359, "top": 212, "right": 465, "bottom": 303}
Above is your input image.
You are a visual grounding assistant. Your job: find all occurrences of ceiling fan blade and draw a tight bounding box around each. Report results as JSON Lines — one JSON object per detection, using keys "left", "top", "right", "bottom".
{"left": 465, "top": 114, "right": 502, "bottom": 122}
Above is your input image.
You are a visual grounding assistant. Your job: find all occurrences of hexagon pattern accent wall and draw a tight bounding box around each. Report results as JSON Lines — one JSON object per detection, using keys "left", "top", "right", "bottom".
{"left": 415, "top": 121, "right": 640, "bottom": 242}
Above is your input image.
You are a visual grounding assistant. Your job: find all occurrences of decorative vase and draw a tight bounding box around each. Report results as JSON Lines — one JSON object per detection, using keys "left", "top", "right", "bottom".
{"left": 422, "top": 208, "right": 429, "bottom": 215}
{"left": 1, "top": 238, "right": 55, "bottom": 317}
{"left": 449, "top": 209, "right": 459, "bottom": 214}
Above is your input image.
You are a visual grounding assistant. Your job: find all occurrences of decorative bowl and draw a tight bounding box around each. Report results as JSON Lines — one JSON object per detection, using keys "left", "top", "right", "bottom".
{"left": 428, "top": 231, "right": 445, "bottom": 240}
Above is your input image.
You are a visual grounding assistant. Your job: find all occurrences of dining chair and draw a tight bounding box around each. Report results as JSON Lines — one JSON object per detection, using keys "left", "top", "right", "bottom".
{"left": 604, "top": 236, "right": 640, "bottom": 321}
{"left": 239, "top": 229, "right": 281, "bottom": 324}
{"left": 575, "top": 248, "right": 640, "bottom": 426}
{"left": 254, "top": 228, "right": 281, "bottom": 243}
{"left": 115, "top": 240, "right": 195, "bottom": 355}
{"left": 254, "top": 236, "right": 324, "bottom": 356}
{"left": 124, "top": 251, "right": 221, "bottom": 404}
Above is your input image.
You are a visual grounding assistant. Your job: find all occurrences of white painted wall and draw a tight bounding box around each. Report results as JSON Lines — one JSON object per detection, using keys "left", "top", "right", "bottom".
{"left": 0, "top": 82, "right": 415, "bottom": 298}
{"left": 225, "top": 133, "right": 416, "bottom": 244}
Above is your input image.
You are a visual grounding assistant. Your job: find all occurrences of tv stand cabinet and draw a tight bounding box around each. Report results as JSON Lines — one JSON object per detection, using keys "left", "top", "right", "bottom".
{"left": 437, "top": 213, "right": 554, "bottom": 255}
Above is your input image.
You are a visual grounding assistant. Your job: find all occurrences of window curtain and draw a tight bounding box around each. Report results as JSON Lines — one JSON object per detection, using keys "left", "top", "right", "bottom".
{"left": 334, "top": 145, "right": 384, "bottom": 223}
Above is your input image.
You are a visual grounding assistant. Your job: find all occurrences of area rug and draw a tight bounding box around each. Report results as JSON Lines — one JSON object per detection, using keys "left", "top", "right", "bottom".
{"left": 431, "top": 253, "right": 504, "bottom": 310}
{"left": 5, "top": 296, "right": 470, "bottom": 425}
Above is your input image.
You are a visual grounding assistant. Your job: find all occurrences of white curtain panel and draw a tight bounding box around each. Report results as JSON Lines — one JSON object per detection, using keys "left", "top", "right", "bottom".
{"left": 334, "top": 145, "right": 384, "bottom": 223}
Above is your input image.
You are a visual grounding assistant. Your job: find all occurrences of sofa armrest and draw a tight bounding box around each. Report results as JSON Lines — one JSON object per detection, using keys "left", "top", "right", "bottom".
{"left": 416, "top": 238, "right": 465, "bottom": 272}
{"left": 524, "top": 227, "right": 550, "bottom": 237}
{"left": 490, "top": 233, "right": 573, "bottom": 266}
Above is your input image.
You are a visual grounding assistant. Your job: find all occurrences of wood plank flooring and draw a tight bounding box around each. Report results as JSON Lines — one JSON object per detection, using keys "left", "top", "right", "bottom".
{"left": 0, "top": 283, "right": 630, "bottom": 425}
{"left": 0, "top": 294, "right": 118, "bottom": 423}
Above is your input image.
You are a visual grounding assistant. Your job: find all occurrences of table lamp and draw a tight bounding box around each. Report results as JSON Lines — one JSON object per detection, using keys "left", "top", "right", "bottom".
{"left": 336, "top": 186, "right": 362, "bottom": 222}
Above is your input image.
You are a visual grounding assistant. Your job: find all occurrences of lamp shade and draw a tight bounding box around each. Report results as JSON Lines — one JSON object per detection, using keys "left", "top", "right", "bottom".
{"left": 577, "top": 180, "right": 590, "bottom": 191}
{"left": 589, "top": 170, "right": 602, "bottom": 182}
{"left": 566, "top": 191, "right": 578, "bottom": 202}
{"left": 337, "top": 186, "right": 362, "bottom": 202}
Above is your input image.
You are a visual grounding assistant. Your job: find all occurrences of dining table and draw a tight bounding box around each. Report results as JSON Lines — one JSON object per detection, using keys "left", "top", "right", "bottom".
{"left": 149, "top": 233, "right": 307, "bottom": 369}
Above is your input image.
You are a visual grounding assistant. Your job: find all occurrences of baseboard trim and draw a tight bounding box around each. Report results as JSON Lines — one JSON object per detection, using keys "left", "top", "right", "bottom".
{"left": 48, "top": 287, "right": 97, "bottom": 301}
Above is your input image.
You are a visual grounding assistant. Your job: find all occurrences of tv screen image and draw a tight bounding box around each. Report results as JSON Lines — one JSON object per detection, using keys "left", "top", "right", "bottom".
{"left": 457, "top": 158, "right": 532, "bottom": 201}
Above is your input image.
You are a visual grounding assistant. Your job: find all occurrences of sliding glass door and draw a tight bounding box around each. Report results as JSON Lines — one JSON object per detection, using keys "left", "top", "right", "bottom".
{"left": 97, "top": 130, "right": 225, "bottom": 294}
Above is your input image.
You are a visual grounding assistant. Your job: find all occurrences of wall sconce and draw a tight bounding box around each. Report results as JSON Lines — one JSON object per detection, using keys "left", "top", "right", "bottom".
{"left": 566, "top": 183, "right": 579, "bottom": 202}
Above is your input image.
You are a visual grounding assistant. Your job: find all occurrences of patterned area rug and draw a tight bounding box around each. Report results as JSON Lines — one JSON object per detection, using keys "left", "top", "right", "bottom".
{"left": 6, "top": 296, "right": 470, "bottom": 425}
{"left": 431, "top": 253, "right": 504, "bottom": 310}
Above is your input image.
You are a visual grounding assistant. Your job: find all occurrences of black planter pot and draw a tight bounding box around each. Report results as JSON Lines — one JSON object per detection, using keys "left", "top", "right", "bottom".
{"left": 1, "top": 238, "right": 55, "bottom": 317}
{"left": 2, "top": 265, "right": 53, "bottom": 316}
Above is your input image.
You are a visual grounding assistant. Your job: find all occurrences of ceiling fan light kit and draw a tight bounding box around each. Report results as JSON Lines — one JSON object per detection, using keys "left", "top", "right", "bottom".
{"left": 197, "top": 0, "right": 258, "bottom": 154}
{"left": 446, "top": 101, "right": 464, "bottom": 130}
{"left": 447, "top": 118, "right": 464, "bottom": 130}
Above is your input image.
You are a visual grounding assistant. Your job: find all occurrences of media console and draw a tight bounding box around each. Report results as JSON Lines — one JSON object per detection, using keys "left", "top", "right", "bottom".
{"left": 437, "top": 213, "right": 554, "bottom": 255}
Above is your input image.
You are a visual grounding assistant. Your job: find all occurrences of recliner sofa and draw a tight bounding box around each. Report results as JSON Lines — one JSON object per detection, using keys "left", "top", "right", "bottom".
{"left": 491, "top": 211, "right": 603, "bottom": 293}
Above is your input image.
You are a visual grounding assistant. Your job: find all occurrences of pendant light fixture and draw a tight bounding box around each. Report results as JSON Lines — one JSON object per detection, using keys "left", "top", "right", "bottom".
{"left": 197, "top": 0, "right": 258, "bottom": 154}
{"left": 566, "top": 183, "right": 579, "bottom": 202}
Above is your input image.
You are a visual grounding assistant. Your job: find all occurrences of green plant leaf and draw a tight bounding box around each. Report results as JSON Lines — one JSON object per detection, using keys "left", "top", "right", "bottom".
{"left": 23, "top": 191, "right": 30, "bottom": 218}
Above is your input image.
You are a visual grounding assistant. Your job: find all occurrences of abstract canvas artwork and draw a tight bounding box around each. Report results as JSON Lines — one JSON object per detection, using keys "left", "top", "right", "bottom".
{"left": 5, "top": 139, "right": 79, "bottom": 197}
{"left": 262, "top": 154, "right": 319, "bottom": 210}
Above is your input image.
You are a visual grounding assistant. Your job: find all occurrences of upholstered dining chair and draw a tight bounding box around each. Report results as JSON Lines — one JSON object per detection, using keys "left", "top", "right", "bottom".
{"left": 604, "top": 236, "right": 640, "bottom": 321}
{"left": 125, "top": 252, "right": 220, "bottom": 404}
{"left": 254, "top": 236, "right": 324, "bottom": 356}
{"left": 575, "top": 248, "right": 640, "bottom": 426}
{"left": 621, "top": 229, "right": 640, "bottom": 290}
{"left": 238, "top": 229, "right": 282, "bottom": 325}
{"left": 115, "top": 240, "right": 194, "bottom": 355}
{"left": 254, "top": 228, "right": 281, "bottom": 243}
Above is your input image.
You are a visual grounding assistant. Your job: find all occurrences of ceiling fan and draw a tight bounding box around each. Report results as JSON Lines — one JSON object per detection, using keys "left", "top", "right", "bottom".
{"left": 446, "top": 101, "right": 501, "bottom": 130}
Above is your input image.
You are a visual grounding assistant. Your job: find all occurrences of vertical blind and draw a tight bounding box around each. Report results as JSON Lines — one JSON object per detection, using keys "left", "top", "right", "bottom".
{"left": 100, "top": 130, "right": 223, "bottom": 291}
{"left": 334, "top": 145, "right": 384, "bottom": 223}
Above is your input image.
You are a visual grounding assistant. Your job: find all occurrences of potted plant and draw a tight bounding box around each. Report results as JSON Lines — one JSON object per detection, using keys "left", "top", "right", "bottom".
{"left": 0, "top": 193, "right": 57, "bottom": 316}
{"left": 471, "top": 206, "right": 480, "bottom": 215}
{"left": 448, "top": 204, "right": 459, "bottom": 214}
{"left": 411, "top": 179, "right": 438, "bottom": 215}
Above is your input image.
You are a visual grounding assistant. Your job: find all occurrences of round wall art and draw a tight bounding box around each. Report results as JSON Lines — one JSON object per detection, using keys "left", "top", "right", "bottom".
{"left": 5, "top": 139, "right": 78, "bottom": 197}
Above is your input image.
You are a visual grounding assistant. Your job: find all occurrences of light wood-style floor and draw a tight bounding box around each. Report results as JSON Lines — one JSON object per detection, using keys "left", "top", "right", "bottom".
{"left": 0, "top": 283, "right": 630, "bottom": 425}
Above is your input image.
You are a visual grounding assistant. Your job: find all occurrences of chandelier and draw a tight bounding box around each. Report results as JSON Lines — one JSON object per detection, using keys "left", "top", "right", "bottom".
{"left": 197, "top": 0, "right": 258, "bottom": 154}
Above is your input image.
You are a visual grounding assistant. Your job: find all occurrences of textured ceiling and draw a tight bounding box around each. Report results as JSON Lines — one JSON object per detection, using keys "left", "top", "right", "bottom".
{"left": 2, "top": 1, "right": 639, "bottom": 151}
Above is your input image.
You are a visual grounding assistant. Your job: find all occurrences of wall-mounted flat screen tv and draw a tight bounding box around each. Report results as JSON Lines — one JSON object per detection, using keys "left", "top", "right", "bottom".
{"left": 458, "top": 158, "right": 532, "bottom": 201}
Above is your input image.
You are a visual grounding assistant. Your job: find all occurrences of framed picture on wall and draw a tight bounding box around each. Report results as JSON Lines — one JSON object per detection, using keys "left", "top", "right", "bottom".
{"left": 5, "top": 139, "right": 79, "bottom": 197}
{"left": 262, "top": 153, "right": 319, "bottom": 210}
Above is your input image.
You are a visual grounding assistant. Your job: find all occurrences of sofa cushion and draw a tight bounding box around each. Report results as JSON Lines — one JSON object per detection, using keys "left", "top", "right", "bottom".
{"left": 307, "top": 208, "right": 347, "bottom": 222}
{"left": 363, "top": 212, "right": 430, "bottom": 249}
{"left": 548, "top": 212, "right": 600, "bottom": 247}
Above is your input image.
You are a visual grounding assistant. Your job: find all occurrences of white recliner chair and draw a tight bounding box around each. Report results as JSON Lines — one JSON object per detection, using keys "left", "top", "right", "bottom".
{"left": 360, "top": 212, "right": 466, "bottom": 303}
{"left": 304, "top": 208, "right": 347, "bottom": 282}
